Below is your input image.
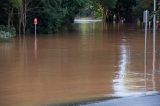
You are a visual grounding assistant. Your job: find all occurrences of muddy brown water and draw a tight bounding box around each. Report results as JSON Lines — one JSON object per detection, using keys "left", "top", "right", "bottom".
{"left": 0, "top": 21, "right": 160, "bottom": 106}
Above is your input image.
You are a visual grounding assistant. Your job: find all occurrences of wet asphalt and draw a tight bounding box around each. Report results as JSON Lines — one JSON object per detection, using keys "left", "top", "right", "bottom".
{"left": 80, "top": 95, "right": 160, "bottom": 106}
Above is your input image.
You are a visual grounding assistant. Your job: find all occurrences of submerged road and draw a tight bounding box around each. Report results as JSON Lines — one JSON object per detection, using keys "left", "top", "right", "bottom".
{"left": 0, "top": 21, "right": 160, "bottom": 106}
{"left": 81, "top": 95, "right": 160, "bottom": 106}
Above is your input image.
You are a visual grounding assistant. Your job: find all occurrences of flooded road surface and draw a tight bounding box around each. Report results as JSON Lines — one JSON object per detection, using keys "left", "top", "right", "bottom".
{"left": 0, "top": 21, "right": 160, "bottom": 106}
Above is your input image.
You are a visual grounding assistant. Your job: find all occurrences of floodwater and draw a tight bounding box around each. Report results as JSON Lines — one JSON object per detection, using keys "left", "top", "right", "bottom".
{"left": 0, "top": 21, "right": 160, "bottom": 106}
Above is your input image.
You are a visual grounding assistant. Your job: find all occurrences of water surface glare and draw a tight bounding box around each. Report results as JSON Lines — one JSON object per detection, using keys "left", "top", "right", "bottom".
{"left": 0, "top": 22, "right": 160, "bottom": 106}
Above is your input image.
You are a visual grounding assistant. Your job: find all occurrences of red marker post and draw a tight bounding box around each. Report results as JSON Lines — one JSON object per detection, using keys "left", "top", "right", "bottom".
{"left": 34, "top": 18, "right": 38, "bottom": 37}
{"left": 34, "top": 18, "right": 38, "bottom": 58}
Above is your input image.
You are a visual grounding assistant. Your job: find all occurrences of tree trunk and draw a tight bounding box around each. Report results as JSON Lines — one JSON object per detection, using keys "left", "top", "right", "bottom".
{"left": 22, "top": 13, "right": 25, "bottom": 35}
{"left": 18, "top": 7, "right": 23, "bottom": 36}
{"left": 18, "top": 13, "right": 22, "bottom": 36}
{"left": 23, "top": 0, "right": 27, "bottom": 35}
{"left": 8, "top": 8, "right": 14, "bottom": 27}
{"left": 22, "top": 0, "right": 31, "bottom": 35}
{"left": 103, "top": 8, "right": 107, "bottom": 22}
{"left": 17, "top": 0, "right": 32, "bottom": 36}
{"left": 19, "top": 19, "right": 21, "bottom": 36}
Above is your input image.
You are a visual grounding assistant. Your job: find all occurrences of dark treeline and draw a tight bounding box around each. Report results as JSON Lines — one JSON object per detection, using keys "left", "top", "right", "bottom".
{"left": 0, "top": 0, "right": 87, "bottom": 35}
{"left": 87, "top": 0, "right": 157, "bottom": 23}
{"left": 0, "top": 0, "right": 158, "bottom": 35}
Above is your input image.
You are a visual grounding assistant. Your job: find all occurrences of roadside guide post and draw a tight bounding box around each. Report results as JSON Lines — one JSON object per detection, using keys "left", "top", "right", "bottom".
{"left": 153, "top": 0, "right": 156, "bottom": 91}
{"left": 143, "top": 10, "right": 149, "bottom": 93}
{"left": 143, "top": 10, "right": 149, "bottom": 64}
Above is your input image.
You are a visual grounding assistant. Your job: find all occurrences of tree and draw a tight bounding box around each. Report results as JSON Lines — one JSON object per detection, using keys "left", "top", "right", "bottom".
{"left": 9, "top": 0, "right": 22, "bottom": 35}
{"left": 96, "top": 0, "right": 117, "bottom": 22}
{"left": 39, "top": 0, "right": 87, "bottom": 33}
{"left": 78, "top": 0, "right": 103, "bottom": 18}
{"left": 115, "top": 0, "right": 136, "bottom": 22}
{"left": 10, "top": 0, "right": 36, "bottom": 35}
{"left": 0, "top": 0, "right": 13, "bottom": 26}
{"left": 1, "top": 0, "right": 86, "bottom": 34}
{"left": 133, "top": 0, "right": 152, "bottom": 22}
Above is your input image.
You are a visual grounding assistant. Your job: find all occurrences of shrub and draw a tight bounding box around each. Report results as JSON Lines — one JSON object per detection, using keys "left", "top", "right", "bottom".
{"left": 0, "top": 25, "right": 16, "bottom": 39}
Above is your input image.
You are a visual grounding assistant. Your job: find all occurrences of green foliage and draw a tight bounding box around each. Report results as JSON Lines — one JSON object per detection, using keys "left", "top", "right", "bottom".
{"left": 79, "top": 0, "right": 103, "bottom": 18}
{"left": 0, "top": 25, "right": 16, "bottom": 39}
{"left": 10, "top": 0, "right": 22, "bottom": 8}
{"left": 40, "top": 0, "right": 87, "bottom": 33}
{"left": 133, "top": 0, "right": 152, "bottom": 21}
{"left": 0, "top": 0, "right": 88, "bottom": 34}
{"left": 1, "top": 0, "right": 159, "bottom": 34}
{"left": 115, "top": 0, "right": 136, "bottom": 22}
{"left": 98, "top": 0, "right": 117, "bottom": 10}
{"left": 0, "top": 0, "right": 10, "bottom": 25}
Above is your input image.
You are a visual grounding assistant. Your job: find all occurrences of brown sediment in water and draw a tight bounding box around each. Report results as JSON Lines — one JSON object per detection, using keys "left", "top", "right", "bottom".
{"left": 0, "top": 22, "right": 160, "bottom": 106}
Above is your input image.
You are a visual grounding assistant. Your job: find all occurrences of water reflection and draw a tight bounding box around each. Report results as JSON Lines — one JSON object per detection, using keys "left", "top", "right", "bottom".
{"left": 74, "top": 22, "right": 103, "bottom": 34}
{"left": 113, "top": 27, "right": 159, "bottom": 97}
{"left": 34, "top": 37, "right": 38, "bottom": 58}
{"left": 152, "top": 40, "right": 156, "bottom": 92}
{"left": 113, "top": 40, "right": 133, "bottom": 97}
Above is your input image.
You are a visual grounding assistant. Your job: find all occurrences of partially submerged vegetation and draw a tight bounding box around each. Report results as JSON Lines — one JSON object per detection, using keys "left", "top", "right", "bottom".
{"left": 0, "top": 25, "right": 16, "bottom": 40}
{"left": 0, "top": 0, "right": 159, "bottom": 36}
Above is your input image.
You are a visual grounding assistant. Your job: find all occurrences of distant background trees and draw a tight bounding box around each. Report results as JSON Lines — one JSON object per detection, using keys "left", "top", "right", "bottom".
{"left": 133, "top": 0, "right": 152, "bottom": 22}
{"left": 0, "top": 0, "right": 87, "bottom": 34}
{"left": 0, "top": 0, "right": 159, "bottom": 35}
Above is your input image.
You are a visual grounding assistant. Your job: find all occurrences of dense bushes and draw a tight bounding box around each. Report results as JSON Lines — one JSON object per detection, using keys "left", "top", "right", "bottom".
{"left": 28, "top": 0, "right": 87, "bottom": 34}
{"left": 0, "top": 0, "right": 88, "bottom": 35}
{"left": 0, "top": 25, "right": 16, "bottom": 39}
